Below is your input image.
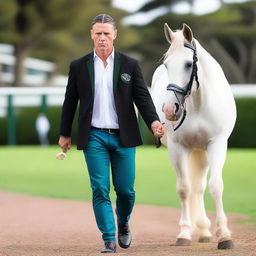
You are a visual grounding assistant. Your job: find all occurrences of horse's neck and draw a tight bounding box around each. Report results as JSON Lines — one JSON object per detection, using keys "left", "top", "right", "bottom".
{"left": 196, "top": 40, "right": 228, "bottom": 87}
{"left": 188, "top": 86, "right": 204, "bottom": 112}
{"left": 187, "top": 40, "right": 229, "bottom": 111}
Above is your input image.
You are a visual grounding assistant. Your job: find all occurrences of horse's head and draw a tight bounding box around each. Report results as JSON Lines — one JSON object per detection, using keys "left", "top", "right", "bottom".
{"left": 162, "top": 23, "right": 199, "bottom": 123}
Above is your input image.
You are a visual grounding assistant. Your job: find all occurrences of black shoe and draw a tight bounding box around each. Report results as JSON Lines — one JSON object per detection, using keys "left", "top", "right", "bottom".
{"left": 118, "top": 223, "right": 132, "bottom": 249}
{"left": 101, "top": 241, "right": 117, "bottom": 253}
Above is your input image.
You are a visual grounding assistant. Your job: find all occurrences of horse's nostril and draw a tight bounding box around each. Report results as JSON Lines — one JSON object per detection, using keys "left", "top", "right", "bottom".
{"left": 174, "top": 103, "right": 179, "bottom": 113}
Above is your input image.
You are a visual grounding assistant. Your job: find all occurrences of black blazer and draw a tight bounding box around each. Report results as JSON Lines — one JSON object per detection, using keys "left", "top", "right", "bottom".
{"left": 60, "top": 51, "right": 159, "bottom": 149}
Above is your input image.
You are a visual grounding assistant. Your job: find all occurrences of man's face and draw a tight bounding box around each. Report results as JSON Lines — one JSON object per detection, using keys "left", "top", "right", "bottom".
{"left": 91, "top": 22, "right": 117, "bottom": 56}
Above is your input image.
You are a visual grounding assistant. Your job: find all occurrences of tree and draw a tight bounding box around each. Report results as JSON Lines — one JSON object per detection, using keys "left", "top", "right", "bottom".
{"left": 127, "top": 0, "right": 256, "bottom": 84}
{"left": 205, "top": 1, "right": 256, "bottom": 83}
{"left": 1, "top": 0, "right": 87, "bottom": 86}
{"left": 136, "top": 0, "right": 196, "bottom": 13}
{"left": 0, "top": 0, "right": 140, "bottom": 86}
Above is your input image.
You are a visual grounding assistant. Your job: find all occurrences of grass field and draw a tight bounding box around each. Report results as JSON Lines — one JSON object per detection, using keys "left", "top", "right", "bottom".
{"left": 0, "top": 146, "right": 255, "bottom": 221}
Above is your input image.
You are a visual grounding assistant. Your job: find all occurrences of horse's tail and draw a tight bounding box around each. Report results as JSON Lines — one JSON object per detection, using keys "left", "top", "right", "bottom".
{"left": 188, "top": 149, "right": 209, "bottom": 231}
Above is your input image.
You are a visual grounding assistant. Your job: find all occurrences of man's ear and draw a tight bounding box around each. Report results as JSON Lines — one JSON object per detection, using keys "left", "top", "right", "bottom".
{"left": 113, "top": 29, "right": 117, "bottom": 40}
{"left": 90, "top": 29, "right": 94, "bottom": 40}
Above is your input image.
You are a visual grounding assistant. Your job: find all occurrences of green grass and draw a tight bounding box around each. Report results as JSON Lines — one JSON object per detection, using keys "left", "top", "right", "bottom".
{"left": 0, "top": 146, "right": 255, "bottom": 220}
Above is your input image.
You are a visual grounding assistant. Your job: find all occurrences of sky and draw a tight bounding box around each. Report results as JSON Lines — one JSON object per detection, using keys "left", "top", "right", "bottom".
{"left": 112, "top": 0, "right": 249, "bottom": 25}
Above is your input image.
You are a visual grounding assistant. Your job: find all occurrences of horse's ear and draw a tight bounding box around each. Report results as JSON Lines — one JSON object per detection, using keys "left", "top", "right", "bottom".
{"left": 164, "top": 23, "right": 174, "bottom": 44}
{"left": 182, "top": 23, "right": 193, "bottom": 43}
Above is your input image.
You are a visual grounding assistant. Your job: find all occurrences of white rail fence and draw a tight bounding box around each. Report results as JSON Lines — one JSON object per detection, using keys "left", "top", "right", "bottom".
{"left": 0, "top": 84, "right": 255, "bottom": 145}
{"left": 0, "top": 84, "right": 256, "bottom": 117}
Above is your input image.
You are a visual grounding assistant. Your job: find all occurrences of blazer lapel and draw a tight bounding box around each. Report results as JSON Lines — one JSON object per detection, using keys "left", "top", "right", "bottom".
{"left": 86, "top": 52, "right": 94, "bottom": 94}
{"left": 86, "top": 51, "right": 120, "bottom": 94}
{"left": 113, "top": 51, "right": 121, "bottom": 92}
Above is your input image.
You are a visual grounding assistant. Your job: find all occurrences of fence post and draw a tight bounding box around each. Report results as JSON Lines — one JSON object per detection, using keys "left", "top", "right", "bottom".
{"left": 41, "top": 94, "right": 48, "bottom": 114}
{"left": 7, "top": 94, "right": 16, "bottom": 145}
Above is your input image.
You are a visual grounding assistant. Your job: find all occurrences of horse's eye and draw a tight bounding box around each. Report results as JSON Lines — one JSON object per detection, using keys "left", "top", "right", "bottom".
{"left": 185, "top": 62, "right": 192, "bottom": 69}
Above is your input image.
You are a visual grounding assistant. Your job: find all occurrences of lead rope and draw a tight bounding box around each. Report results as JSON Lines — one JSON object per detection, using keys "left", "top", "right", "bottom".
{"left": 173, "top": 108, "right": 187, "bottom": 131}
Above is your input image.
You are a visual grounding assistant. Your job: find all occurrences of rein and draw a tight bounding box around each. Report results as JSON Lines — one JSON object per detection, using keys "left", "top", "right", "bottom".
{"left": 165, "top": 40, "right": 200, "bottom": 131}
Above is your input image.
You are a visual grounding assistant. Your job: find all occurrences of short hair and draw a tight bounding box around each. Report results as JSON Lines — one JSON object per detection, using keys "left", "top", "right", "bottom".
{"left": 92, "top": 14, "right": 116, "bottom": 29}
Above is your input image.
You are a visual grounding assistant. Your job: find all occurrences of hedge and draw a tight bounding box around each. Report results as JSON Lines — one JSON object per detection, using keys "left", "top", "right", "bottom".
{"left": 229, "top": 98, "right": 256, "bottom": 148}
{"left": 0, "top": 106, "right": 78, "bottom": 146}
{"left": 0, "top": 98, "right": 255, "bottom": 147}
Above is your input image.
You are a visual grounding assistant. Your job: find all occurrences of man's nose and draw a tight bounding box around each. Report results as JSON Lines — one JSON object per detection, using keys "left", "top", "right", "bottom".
{"left": 99, "top": 33, "right": 106, "bottom": 41}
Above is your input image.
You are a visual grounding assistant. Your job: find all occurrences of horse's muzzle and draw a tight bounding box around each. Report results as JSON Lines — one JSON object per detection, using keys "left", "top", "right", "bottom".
{"left": 163, "top": 103, "right": 179, "bottom": 121}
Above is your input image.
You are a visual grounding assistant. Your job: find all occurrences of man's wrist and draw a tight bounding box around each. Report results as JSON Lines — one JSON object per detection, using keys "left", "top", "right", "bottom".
{"left": 60, "top": 135, "right": 71, "bottom": 138}
{"left": 151, "top": 120, "right": 160, "bottom": 128}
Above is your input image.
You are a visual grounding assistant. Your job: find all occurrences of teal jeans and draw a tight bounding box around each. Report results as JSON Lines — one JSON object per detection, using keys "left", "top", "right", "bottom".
{"left": 83, "top": 128, "right": 136, "bottom": 242}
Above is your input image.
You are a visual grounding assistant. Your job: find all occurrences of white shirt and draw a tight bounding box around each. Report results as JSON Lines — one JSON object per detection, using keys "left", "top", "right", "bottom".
{"left": 91, "top": 50, "right": 119, "bottom": 129}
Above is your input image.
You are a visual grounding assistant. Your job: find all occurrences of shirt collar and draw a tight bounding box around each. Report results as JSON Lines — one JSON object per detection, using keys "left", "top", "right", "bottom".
{"left": 94, "top": 49, "right": 115, "bottom": 60}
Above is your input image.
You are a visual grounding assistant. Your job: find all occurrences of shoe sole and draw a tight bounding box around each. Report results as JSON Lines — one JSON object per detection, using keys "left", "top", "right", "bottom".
{"left": 118, "top": 239, "right": 131, "bottom": 249}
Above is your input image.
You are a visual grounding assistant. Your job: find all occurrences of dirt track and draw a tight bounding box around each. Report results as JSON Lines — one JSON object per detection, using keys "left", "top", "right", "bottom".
{"left": 0, "top": 191, "right": 256, "bottom": 256}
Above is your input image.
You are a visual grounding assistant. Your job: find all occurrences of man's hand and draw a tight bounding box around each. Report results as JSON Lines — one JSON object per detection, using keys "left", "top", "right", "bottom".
{"left": 151, "top": 121, "right": 164, "bottom": 137}
{"left": 58, "top": 136, "right": 72, "bottom": 153}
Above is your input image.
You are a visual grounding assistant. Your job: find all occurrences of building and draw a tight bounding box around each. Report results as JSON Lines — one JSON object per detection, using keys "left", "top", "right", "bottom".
{"left": 0, "top": 43, "right": 67, "bottom": 87}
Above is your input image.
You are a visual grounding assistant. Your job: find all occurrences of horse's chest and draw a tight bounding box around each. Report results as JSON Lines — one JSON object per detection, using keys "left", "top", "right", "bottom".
{"left": 172, "top": 123, "right": 212, "bottom": 149}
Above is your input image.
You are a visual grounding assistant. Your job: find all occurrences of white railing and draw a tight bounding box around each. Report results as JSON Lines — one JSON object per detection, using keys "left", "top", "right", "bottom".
{"left": 230, "top": 84, "right": 256, "bottom": 98}
{"left": 1, "top": 84, "right": 255, "bottom": 145}
{"left": 0, "top": 84, "right": 255, "bottom": 114}
{"left": 0, "top": 87, "right": 65, "bottom": 117}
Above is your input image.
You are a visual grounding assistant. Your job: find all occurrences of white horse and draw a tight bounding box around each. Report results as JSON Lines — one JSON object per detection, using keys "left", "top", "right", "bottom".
{"left": 151, "top": 23, "right": 236, "bottom": 249}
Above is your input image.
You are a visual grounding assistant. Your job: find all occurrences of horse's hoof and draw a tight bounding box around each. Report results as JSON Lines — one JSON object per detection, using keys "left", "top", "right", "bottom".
{"left": 217, "top": 240, "right": 234, "bottom": 249}
{"left": 198, "top": 237, "right": 211, "bottom": 243}
{"left": 176, "top": 238, "right": 191, "bottom": 246}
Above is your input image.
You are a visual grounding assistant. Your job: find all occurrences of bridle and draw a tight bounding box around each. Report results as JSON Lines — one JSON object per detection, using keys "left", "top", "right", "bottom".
{"left": 165, "top": 40, "right": 200, "bottom": 131}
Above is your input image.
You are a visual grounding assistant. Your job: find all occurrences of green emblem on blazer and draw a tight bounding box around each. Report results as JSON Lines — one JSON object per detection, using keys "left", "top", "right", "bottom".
{"left": 121, "top": 73, "right": 131, "bottom": 83}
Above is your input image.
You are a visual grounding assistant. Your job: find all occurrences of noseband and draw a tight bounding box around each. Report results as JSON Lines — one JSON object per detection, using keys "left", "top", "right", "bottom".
{"left": 166, "top": 40, "right": 200, "bottom": 131}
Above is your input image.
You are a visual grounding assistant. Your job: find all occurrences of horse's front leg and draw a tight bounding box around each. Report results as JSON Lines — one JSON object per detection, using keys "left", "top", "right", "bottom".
{"left": 168, "top": 141, "right": 192, "bottom": 246}
{"left": 207, "top": 138, "right": 234, "bottom": 249}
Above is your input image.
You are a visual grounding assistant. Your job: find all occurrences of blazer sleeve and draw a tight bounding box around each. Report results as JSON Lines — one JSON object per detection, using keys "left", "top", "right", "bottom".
{"left": 132, "top": 61, "right": 160, "bottom": 130}
{"left": 60, "top": 62, "right": 79, "bottom": 137}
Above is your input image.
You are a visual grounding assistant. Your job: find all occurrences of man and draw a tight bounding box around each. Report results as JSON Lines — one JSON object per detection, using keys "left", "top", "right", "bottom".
{"left": 59, "top": 14, "right": 164, "bottom": 253}
{"left": 35, "top": 113, "right": 50, "bottom": 146}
